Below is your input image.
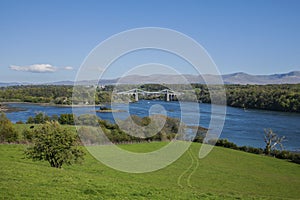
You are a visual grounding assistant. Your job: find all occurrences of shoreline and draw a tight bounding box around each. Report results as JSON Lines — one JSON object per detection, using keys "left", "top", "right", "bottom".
{"left": 0, "top": 103, "right": 27, "bottom": 112}
{"left": 1, "top": 101, "right": 104, "bottom": 108}
{"left": 2, "top": 100, "right": 300, "bottom": 114}
{"left": 96, "top": 109, "right": 126, "bottom": 113}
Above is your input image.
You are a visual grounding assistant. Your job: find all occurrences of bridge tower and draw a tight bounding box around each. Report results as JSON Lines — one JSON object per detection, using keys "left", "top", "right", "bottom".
{"left": 166, "top": 91, "right": 169, "bottom": 101}
{"left": 133, "top": 91, "right": 139, "bottom": 102}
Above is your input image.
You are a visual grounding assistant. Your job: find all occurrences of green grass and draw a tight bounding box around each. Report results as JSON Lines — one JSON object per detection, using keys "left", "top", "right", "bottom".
{"left": 118, "top": 141, "right": 169, "bottom": 152}
{"left": 0, "top": 142, "right": 299, "bottom": 199}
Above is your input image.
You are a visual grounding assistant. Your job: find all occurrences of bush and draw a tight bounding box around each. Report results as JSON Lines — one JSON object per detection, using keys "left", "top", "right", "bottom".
{"left": 205, "top": 139, "right": 264, "bottom": 154}
{"left": 290, "top": 153, "right": 300, "bottom": 164}
{"left": 0, "top": 113, "right": 18, "bottom": 143}
{"left": 214, "top": 139, "right": 238, "bottom": 150}
{"left": 26, "top": 113, "right": 50, "bottom": 124}
{"left": 238, "top": 146, "right": 248, "bottom": 152}
{"left": 246, "top": 146, "right": 264, "bottom": 154}
{"left": 22, "top": 128, "right": 34, "bottom": 142}
{"left": 25, "top": 121, "right": 85, "bottom": 168}
{"left": 58, "top": 114, "right": 75, "bottom": 125}
{"left": 270, "top": 150, "right": 300, "bottom": 164}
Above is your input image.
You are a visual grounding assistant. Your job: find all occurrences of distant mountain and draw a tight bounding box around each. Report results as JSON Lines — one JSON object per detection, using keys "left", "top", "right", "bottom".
{"left": 46, "top": 81, "right": 75, "bottom": 85}
{"left": 1, "top": 71, "right": 299, "bottom": 86}
{"left": 0, "top": 82, "right": 31, "bottom": 87}
{"left": 109, "top": 71, "right": 300, "bottom": 85}
{"left": 222, "top": 71, "right": 300, "bottom": 84}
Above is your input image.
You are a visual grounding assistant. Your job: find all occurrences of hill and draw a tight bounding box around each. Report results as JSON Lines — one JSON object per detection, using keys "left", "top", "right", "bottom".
{"left": 1, "top": 71, "right": 300, "bottom": 86}
{"left": 115, "top": 71, "right": 300, "bottom": 85}
{"left": 1, "top": 142, "right": 299, "bottom": 199}
{"left": 222, "top": 71, "right": 300, "bottom": 84}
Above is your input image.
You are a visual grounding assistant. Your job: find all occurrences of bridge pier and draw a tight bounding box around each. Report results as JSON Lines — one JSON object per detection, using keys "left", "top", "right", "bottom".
{"left": 133, "top": 92, "right": 139, "bottom": 102}
{"left": 165, "top": 91, "right": 177, "bottom": 101}
{"left": 165, "top": 93, "right": 170, "bottom": 101}
{"left": 170, "top": 94, "right": 174, "bottom": 101}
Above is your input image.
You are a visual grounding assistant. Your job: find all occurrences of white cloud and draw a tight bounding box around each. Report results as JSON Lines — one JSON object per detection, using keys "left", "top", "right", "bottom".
{"left": 64, "top": 66, "right": 73, "bottom": 70}
{"left": 10, "top": 64, "right": 57, "bottom": 73}
{"left": 9, "top": 64, "right": 75, "bottom": 73}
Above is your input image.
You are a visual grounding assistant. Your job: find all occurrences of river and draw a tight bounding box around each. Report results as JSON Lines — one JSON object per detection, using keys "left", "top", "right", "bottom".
{"left": 5, "top": 101, "right": 300, "bottom": 151}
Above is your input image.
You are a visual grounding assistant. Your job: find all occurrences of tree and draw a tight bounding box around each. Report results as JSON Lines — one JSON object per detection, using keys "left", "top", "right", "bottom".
{"left": 0, "top": 112, "right": 18, "bottom": 143}
{"left": 263, "top": 128, "right": 285, "bottom": 155}
{"left": 25, "top": 121, "right": 84, "bottom": 168}
{"left": 58, "top": 114, "right": 75, "bottom": 125}
{"left": 33, "top": 112, "right": 50, "bottom": 124}
{"left": 26, "top": 116, "right": 34, "bottom": 124}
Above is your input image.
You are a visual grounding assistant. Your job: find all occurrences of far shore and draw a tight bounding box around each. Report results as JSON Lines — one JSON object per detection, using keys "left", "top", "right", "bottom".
{"left": 1, "top": 101, "right": 128, "bottom": 113}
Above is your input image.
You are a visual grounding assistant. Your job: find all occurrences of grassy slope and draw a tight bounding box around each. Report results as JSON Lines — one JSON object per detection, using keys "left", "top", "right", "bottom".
{"left": 0, "top": 142, "right": 299, "bottom": 200}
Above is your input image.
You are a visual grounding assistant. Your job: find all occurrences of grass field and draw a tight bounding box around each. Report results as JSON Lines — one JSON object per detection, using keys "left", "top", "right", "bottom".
{"left": 1, "top": 142, "right": 299, "bottom": 199}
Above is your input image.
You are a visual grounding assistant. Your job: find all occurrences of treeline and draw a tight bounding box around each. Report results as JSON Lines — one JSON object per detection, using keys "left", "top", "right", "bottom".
{"left": 1, "top": 84, "right": 299, "bottom": 112}
{"left": 0, "top": 85, "right": 115, "bottom": 105}
{"left": 224, "top": 84, "right": 300, "bottom": 112}
{"left": 0, "top": 85, "right": 73, "bottom": 104}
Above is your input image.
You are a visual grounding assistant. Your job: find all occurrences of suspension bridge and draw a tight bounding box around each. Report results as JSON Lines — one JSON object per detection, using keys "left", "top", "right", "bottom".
{"left": 116, "top": 88, "right": 182, "bottom": 102}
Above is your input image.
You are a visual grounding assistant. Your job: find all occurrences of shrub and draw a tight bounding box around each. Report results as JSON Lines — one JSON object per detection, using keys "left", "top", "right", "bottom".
{"left": 215, "top": 139, "right": 238, "bottom": 150}
{"left": 290, "top": 153, "right": 300, "bottom": 164}
{"left": 58, "top": 114, "right": 75, "bottom": 125}
{"left": 246, "top": 146, "right": 264, "bottom": 154}
{"left": 238, "top": 146, "right": 248, "bottom": 152}
{"left": 26, "top": 113, "right": 50, "bottom": 124}
{"left": 0, "top": 113, "right": 18, "bottom": 143}
{"left": 25, "top": 121, "right": 85, "bottom": 168}
{"left": 22, "top": 128, "right": 34, "bottom": 142}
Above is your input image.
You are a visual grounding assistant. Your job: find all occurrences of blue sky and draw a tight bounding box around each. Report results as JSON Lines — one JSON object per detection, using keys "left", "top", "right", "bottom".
{"left": 0, "top": 0, "right": 299, "bottom": 82}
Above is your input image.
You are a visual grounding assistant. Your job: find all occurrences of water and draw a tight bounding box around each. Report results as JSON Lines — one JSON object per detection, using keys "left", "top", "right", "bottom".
{"left": 5, "top": 101, "right": 300, "bottom": 151}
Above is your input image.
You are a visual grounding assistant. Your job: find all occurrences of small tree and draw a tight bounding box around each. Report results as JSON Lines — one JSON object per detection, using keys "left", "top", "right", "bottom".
{"left": 263, "top": 128, "right": 285, "bottom": 155}
{"left": 26, "top": 116, "right": 34, "bottom": 124}
{"left": 0, "top": 112, "right": 18, "bottom": 143}
{"left": 22, "top": 128, "right": 34, "bottom": 142}
{"left": 25, "top": 121, "right": 84, "bottom": 168}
